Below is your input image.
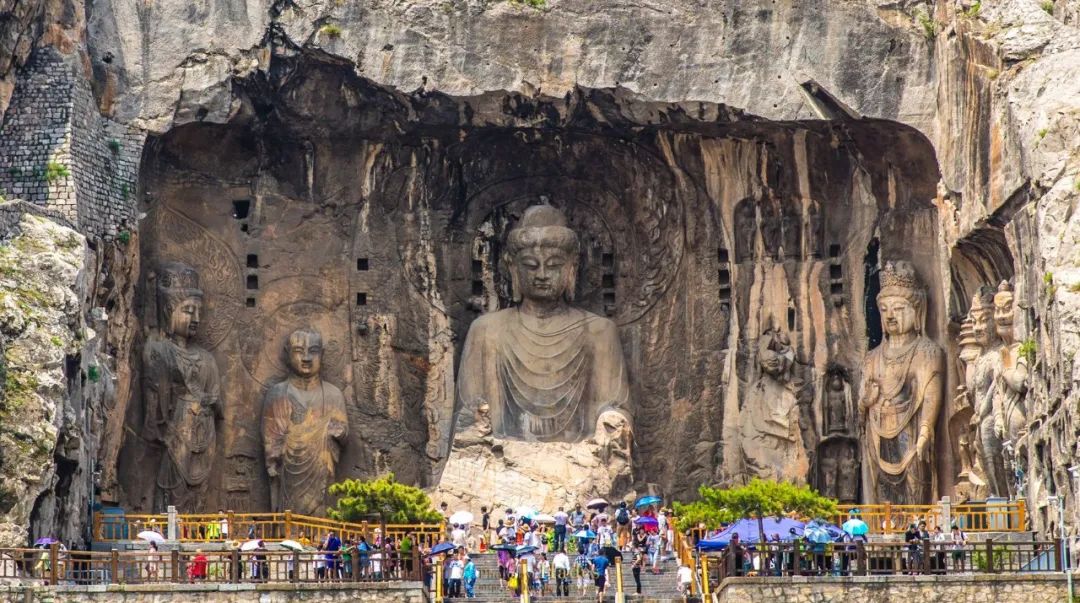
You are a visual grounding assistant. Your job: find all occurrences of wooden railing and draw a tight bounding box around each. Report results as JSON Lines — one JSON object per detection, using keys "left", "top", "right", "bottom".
{"left": 93, "top": 511, "right": 445, "bottom": 549}
{"left": 0, "top": 543, "right": 424, "bottom": 585}
{"left": 834, "top": 500, "right": 1026, "bottom": 535}
{"left": 705, "top": 538, "right": 1057, "bottom": 580}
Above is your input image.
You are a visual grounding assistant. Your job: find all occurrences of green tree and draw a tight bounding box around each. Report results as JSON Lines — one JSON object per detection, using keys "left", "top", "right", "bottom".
{"left": 327, "top": 473, "right": 443, "bottom": 524}
{"left": 672, "top": 500, "right": 736, "bottom": 532}
{"left": 677, "top": 479, "right": 838, "bottom": 543}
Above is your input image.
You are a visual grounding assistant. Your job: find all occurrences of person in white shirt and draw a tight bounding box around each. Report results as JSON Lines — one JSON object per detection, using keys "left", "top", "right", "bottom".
{"left": 552, "top": 551, "right": 571, "bottom": 596}
{"left": 447, "top": 554, "right": 464, "bottom": 597}
{"left": 677, "top": 563, "right": 693, "bottom": 595}
{"left": 529, "top": 525, "right": 543, "bottom": 550}
{"left": 553, "top": 507, "right": 570, "bottom": 552}
{"left": 451, "top": 525, "right": 467, "bottom": 549}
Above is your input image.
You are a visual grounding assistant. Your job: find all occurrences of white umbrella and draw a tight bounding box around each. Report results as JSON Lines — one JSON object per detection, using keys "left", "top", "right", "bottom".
{"left": 532, "top": 514, "right": 556, "bottom": 524}
{"left": 279, "top": 540, "right": 304, "bottom": 552}
{"left": 449, "top": 511, "right": 474, "bottom": 525}
{"left": 137, "top": 531, "right": 165, "bottom": 544}
{"left": 240, "top": 539, "right": 262, "bottom": 551}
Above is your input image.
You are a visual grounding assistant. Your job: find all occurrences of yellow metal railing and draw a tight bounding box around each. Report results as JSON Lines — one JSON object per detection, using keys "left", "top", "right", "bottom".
{"left": 833, "top": 500, "right": 1026, "bottom": 535}
{"left": 94, "top": 511, "right": 444, "bottom": 548}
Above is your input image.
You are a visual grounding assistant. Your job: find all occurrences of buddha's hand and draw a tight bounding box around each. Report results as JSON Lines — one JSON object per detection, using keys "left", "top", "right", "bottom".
{"left": 915, "top": 434, "right": 930, "bottom": 462}
{"left": 328, "top": 420, "right": 347, "bottom": 439}
{"left": 861, "top": 380, "right": 880, "bottom": 412}
{"left": 267, "top": 462, "right": 280, "bottom": 478}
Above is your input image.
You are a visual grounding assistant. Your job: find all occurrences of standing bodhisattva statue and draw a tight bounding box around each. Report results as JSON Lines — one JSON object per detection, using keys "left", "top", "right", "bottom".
{"left": 261, "top": 328, "right": 348, "bottom": 516}
{"left": 860, "top": 261, "right": 944, "bottom": 504}
{"left": 455, "top": 204, "right": 632, "bottom": 443}
{"left": 143, "top": 262, "right": 223, "bottom": 511}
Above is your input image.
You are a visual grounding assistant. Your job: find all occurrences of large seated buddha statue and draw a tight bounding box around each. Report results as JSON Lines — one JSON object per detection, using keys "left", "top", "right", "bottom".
{"left": 437, "top": 204, "right": 634, "bottom": 508}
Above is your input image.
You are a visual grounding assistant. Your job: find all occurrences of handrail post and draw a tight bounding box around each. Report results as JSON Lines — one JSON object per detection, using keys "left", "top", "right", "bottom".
{"left": 285, "top": 510, "right": 293, "bottom": 539}
{"left": 985, "top": 538, "right": 995, "bottom": 573}
{"left": 412, "top": 544, "right": 421, "bottom": 581}
{"left": 1055, "top": 538, "right": 1063, "bottom": 572}
{"left": 291, "top": 551, "right": 300, "bottom": 583}
{"left": 49, "top": 542, "right": 58, "bottom": 585}
{"left": 111, "top": 549, "right": 119, "bottom": 584}
{"left": 701, "top": 556, "right": 710, "bottom": 597}
{"left": 857, "top": 541, "right": 867, "bottom": 576}
{"left": 231, "top": 549, "right": 240, "bottom": 583}
{"left": 520, "top": 558, "right": 530, "bottom": 603}
{"left": 884, "top": 503, "right": 893, "bottom": 534}
{"left": 435, "top": 557, "right": 444, "bottom": 602}
{"left": 921, "top": 539, "right": 930, "bottom": 574}
{"left": 615, "top": 557, "right": 624, "bottom": 603}
{"left": 1018, "top": 499, "right": 1027, "bottom": 531}
{"left": 794, "top": 541, "right": 803, "bottom": 576}
{"left": 227, "top": 510, "right": 235, "bottom": 542}
{"left": 171, "top": 549, "right": 180, "bottom": 583}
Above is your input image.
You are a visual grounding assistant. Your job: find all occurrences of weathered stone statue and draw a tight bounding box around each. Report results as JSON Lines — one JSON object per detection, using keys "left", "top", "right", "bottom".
{"left": 967, "top": 289, "right": 1012, "bottom": 498}
{"left": 455, "top": 204, "right": 631, "bottom": 442}
{"left": 993, "top": 281, "right": 1029, "bottom": 494}
{"left": 143, "top": 262, "right": 223, "bottom": 511}
{"left": 859, "top": 261, "right": 944, "bottom": 504}
{"left": 824, "top": 368, "right": 851, "bottom": 436}
{"left": 261, "top": 328, "right": 349, "bottom": 516}
{"left": 739, "top": 323, "right": 809, "bottom": 483}
{"left": 439, "top": 204, "right": 633, "bottom": 509}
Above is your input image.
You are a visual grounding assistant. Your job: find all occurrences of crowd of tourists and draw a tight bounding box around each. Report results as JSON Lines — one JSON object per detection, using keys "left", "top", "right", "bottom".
{"left": 428, "top": 499, "right": 682, "bottom": 600}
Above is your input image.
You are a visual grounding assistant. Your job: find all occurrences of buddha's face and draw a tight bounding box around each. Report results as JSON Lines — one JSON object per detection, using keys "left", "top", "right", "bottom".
{"left": 287, "top": 332, "right": 323, "bottom": 378}
{"left": 994, "top": 294, "right": 1014, "bottom": 340}
{"left": 513, "top": 246, "right": 572, "bottom": 302}
{"left": 879, "top": 295, "right": 917, "bottom": 338}
{"left": 971, "top": 309, "right": 994, "bottom": 347}
{"left": 167, "top": 296, "right": 202, "bottom": 340}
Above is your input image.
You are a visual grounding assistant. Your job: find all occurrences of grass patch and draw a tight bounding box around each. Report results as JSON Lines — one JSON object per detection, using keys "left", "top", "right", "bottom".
{"left": 42, "top": 161, "right": 70, "bottom": 183}
{"left": 1018, "top": 339, "right": 1037, "bottom": 365}
{"left": 1041, "top": 0, "right": 1054, "bottom": 14}
{"left": 916, "top": 9, "right": 937, "bottom": 39}
{"left": 320, "top": 23, "right": 343, "bottom": 38}
{"left": 1037, "top": 128, "right": 1049, "bottom": 139}
{"left": 962, "top": 1, "right": 981, "bottom": 17}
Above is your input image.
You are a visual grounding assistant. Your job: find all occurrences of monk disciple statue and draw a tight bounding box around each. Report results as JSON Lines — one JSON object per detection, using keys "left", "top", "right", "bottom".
{"left": 439, "top": 204, "right": 632, "bottom": 509}
{"left": 143, "top": 262, "right": 223, "bottom": 511}
{"left": 261, "top": 328, "right": 348, "bottom": 515}
{"left": 455, "top": 204, "right": 631, "bottom": 443}
{"left": 859, "top": 261, "right": 944, "bottom": 504}
{"left": 738, "top": 323, "right": 809, "bottom": 483}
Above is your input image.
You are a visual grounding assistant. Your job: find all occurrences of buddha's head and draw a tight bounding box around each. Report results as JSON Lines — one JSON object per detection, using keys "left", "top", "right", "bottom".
{"left": 155, "top": 261, "right": 204, "bottom": 342}
{"left": 876, "top": 261, "right": 927, "bottom": 338}
{"left": 993, "top": 280, "right": 1015, "bottom": 342}
{"left": 285, "top": 328, "right": 323, "bottom": 378}
{"left": 504, "top": 204, "right": 580, "bottom": 304}
{"left": 969, "top": 288, "right": 997, "bottom": 348}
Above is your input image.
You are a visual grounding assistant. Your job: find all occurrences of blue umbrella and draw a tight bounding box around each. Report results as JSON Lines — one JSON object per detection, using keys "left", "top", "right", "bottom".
{"left": 427, "top": 542, "right": 456, "bottom": 556}
{"left": 842, "top": 518, "right": 869, "bottom": 537}
{"left": 696, "top": 518, "right": 805, "bottom": 551}
{"left": 514, "top": 545, "right": 538, "bottom": 556}
{"left": 635, "top": 516, "right": 659, "bottom": 528}
{"left": 803, "top": 521, "right": 834, "bottom": 545}
{"left": 634, "top": 496, "right": 662, "bottom": 509}
{"left": 574, "top": 529, "right": 597, "bottom": 539}
{"left": 34, "top": 537, "right": 58, "bottom": 546}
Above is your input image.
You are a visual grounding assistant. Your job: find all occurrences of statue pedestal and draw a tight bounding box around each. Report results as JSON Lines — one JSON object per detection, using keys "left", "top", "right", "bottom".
{"left": 434, "top": 437, "right": 631, "bottom": 510}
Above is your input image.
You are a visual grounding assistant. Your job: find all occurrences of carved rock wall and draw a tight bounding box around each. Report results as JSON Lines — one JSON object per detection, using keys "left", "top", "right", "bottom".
{"left": 108, "top": 55, "right": 944, "bottom": 512}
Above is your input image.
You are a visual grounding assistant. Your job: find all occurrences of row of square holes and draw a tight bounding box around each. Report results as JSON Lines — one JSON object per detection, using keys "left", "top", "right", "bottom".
{"left": 241, "top": 253, "right": 371, "bottom": 308}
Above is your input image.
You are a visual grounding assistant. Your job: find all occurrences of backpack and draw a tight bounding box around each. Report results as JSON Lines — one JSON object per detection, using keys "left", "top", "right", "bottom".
{"left": 616, "top": 508, "right": 630, "bottom": 525}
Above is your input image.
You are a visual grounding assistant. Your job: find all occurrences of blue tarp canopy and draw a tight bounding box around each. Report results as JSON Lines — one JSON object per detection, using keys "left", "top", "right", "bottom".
{"left": 696, "top": 518, "right": 844, "bottom": 551}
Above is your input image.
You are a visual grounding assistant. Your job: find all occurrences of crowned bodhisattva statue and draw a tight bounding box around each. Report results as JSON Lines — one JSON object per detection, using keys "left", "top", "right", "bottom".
{"left": 860, "top": 261, "right": 944, "bottom": 504}
{"left": 143, "top": 262, "right": 223, "bottom": 511}
{"left": 440, "top": 204, "right": 633, "bottom": 509}
{"left": 261, "top": 328, "right": 349, "bottom": 516}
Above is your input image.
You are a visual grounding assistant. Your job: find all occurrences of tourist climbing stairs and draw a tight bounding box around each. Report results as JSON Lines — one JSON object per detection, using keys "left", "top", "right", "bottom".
{"left": 449, "top": 551, "right": 682, "bottom": 602}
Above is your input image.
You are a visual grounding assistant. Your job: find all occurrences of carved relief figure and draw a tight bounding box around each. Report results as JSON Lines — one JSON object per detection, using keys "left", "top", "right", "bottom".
{"left": 143, "top": 262, "right": 223, "bottom": 511}
{"left": 824, "top": 367, "right": 852, "bottom": 436}
{"left": 261, "top": 328, "right": 349, "bottom": 516}
{"left": 739, "top": 322, "right": 809, "bottom": 483}
{"left": 966, "top": 289, "right": 1011, "bottom": 498}
{"left": 860, "top": 261, "right": 944, "bottom": 504}
{"left": 993, "top": 281, "right": 1029, "bottom": 495}
{"left": 455, "top": 204, "right": 632, "bottom": 444}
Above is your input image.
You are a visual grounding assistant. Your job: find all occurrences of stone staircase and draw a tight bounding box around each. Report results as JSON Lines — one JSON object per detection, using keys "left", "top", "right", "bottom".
{"left": 450, "top": 550, "right": 683, "bottom": 602}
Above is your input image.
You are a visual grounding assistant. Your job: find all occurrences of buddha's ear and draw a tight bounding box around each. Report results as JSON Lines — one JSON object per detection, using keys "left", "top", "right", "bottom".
{"left": 505, "top": 251, "right": 522, "bottom": 303}
{"left": 563, "top": 259, "right": 578, "bottom": 303}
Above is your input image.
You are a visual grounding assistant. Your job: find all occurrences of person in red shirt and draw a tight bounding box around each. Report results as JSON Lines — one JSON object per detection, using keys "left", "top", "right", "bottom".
{"left": 188, "top": 549, "right": 209, "bottom": 581}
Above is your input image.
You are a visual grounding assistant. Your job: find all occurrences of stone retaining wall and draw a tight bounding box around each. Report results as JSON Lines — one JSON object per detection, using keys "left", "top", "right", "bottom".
{"left": 715, "top": 574, "right": 1069, "bottom": 603}
{"left": 0, "top": 582, "right": 427, "bottom": 603}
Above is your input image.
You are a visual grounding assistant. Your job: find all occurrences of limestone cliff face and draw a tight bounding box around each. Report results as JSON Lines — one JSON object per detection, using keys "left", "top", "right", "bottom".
{"left": 0, "top": 0, "right": 1078, "bottom": 544}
